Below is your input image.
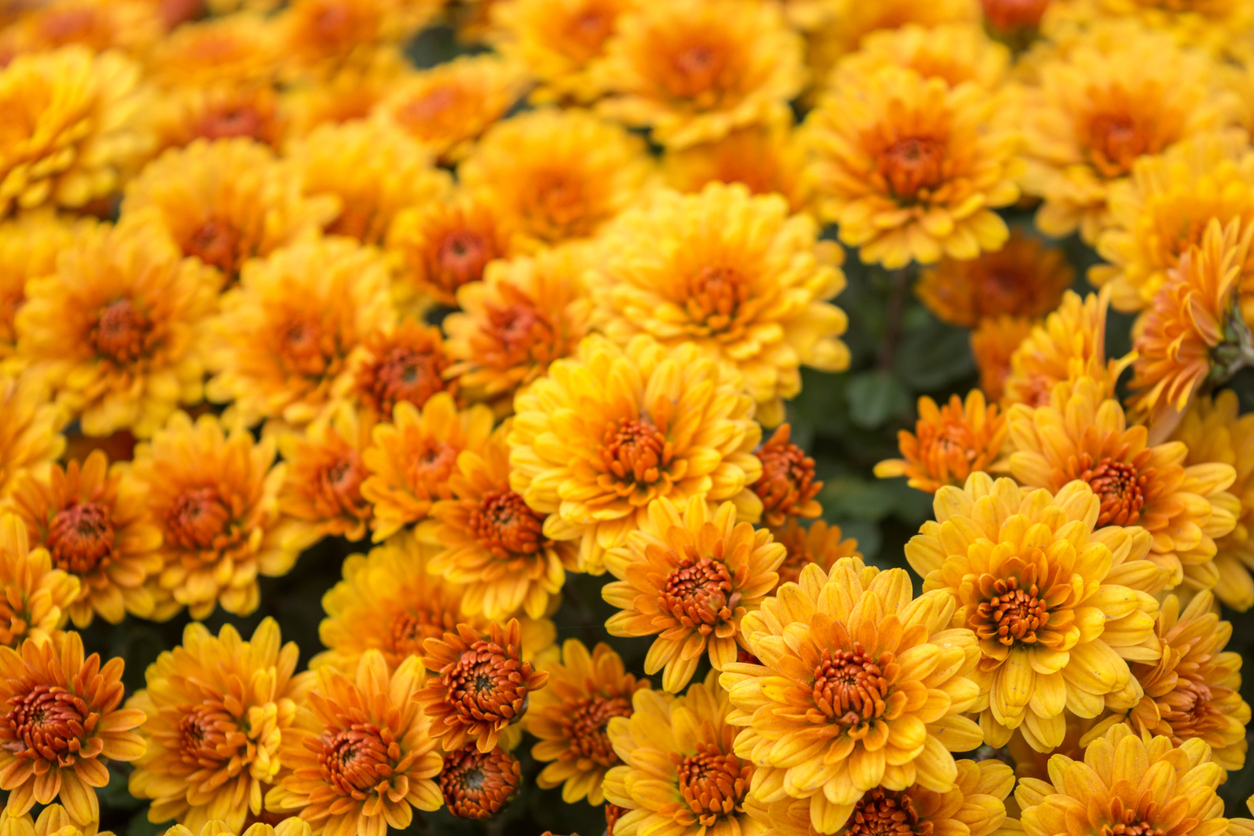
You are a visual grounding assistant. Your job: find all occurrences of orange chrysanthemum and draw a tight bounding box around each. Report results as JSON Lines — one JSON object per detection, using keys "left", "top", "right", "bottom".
{"left": 875, "top": 390, "right": 1007, "bottom": 494}
{"left": 509, "top": 335, "right": 764, "bottom": 575}
{"left": 144, "top": 13, "right": 279, "bottom": 88}
{"left": 344, "top": 319, "right": 456, "bottom": 424}
{"left": 0, "top": 513, "right": 77, "bottom": 649}
{"left": 277, "top": 404, "right": 374, "bottom": 548}
{"left": 915, "top": 230, "right": 1074, "bottom": 328}
{"left": 443, "top": 247, "right": 594, "bottom": 414}
{"left": 830, "top": 22, "right": 1011, "bottom": 93}
{"left": 770, "top": 518, "right": 860, "bottom": 590}
{"left": 526, "top": 640, "right": 649, "bottom": 805}
{"left": 361, "top": 392, "right": 495, "bottom": 541}
{"left": 126, "top": 619, "right": 311, "bottom": 832}
{"left": 277, "top": 0, "right": 441, "bottom": 79}
{"left": 265, "top": 651, "right": 444, "bottom": 836}
{"left": 440, "top": 745, "right": 521, "bottom": 820}
{"left": 806, "top": 0, "right": 980, "bottom": 73}
{"left": 130, "top": 411, "right": 293, "bottom": 620}
{"left": 972, "top": 315, "right": 1035, "bottom": 403}
{"left": 205, "top": 237, "right": 396, "bottom": 426}
{"left": 5, "top": 451, "right": 161, "bottom": 627}
{"left": 417, "top": 619, "right": 550, "bottom": 753}
{"left": 0, "top": 376, "right": 64, "bottom": 500}
{"left": 1043, "top": 0, "right": 1254, "bottom": 55}
{"left": 602, "top": 497, "right": 785, "bottom": 692}
{"left": 148, "top": 83, "right": 287, "bottom": 153}
{"left": 0, "top": 213, "right": 87, "bottom": 368}
{"left": 278, "top": 46, "right": 410, "bottom": 138}
{"left": 0, "top": 0, "right": 162, "bottom": 58}
{"left": 806, "top": 66, "right": 1019, "bottom": 268}
{"left": 752, "top": 425, "right": 822, "bottom": 528}
{"left": 0, "top": 631, "right": 145, "bottom": 824}
{"left": 15, "top": 219, "right": 218, "bottom": 439}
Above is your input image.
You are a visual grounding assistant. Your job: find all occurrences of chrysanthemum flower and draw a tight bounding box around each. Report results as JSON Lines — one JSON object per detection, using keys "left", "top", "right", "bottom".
{"left": 526, "top": 640, "right": 648, "bottom": 805}
{"left": 0, "top": 630, "right": 145, "bottom": 824}
{"left": 806, "top": 67, "right": 1019, "bottom": 268}
{"left": 972, "top": 315, "right": 1035, "bottom": 404}
{"left": 830, "top": 23, "right": 1011, "bottom": 93}
{"left": 905, "top": 473, "right": 1164, "bottom": 751}
{"left": 5, "top": 451, "right": 160, "bottom": 627}
{"left": 770, "top": 519, "right": 860, "bottom": 590}
{"left": 1007, "top": 375, "right": 1238, "bottom": 589}
{"left": 440, "top": 745, "right": 521, "bottom": 820}
{"left": 807, "top": 0, "right": 980, "bottom": 72}
{"left": 265, "top": 651, "right": 444, "bottom": 836}
{"left": 144, "top": 13, "right": 279, "bottom": 88}
{"left": 344, "top": 319, "right": 455, "bottom": 425}
{"left": 1084, "top": 591, "right": 1249, "bottom": 773}
{"left": 276, "top": 404, "right": 374, "bottom": 548}
{"left": 372, "top": 55, "right": 528, "bottom": 163}
{"left": 0, "top": 803, "right": 122, "bottom": 836}
{"left": 1018, "top": 27, "right": 1234, "bottom": 244}
{"left": 278, "top": 46, "right": 410, "bottom": 138}
{"left": 458, "top": 108, "right": 654, "bottom": 252}
{"left": 361, "top": 393, "right": 495, "bottom": 541}
{"left": 1016, "top": 726, "right": 1227, "bottom": 836}
{"left": 509, "top": 334, "right": 763, "bottom": 575}
{"left": 0, "top": 376, "right": 64, "bottom": 500}
{"left": 205, "top": 237, "right": 395, "bottom": 426}
{"left": 0, "top": 0, "right": 163, "bottom": 58}
{"left": 162, "top": 820, "right": 311, "bottom": 836}
{"left": 419, "top": 421, "right": 577, "bottom": 620}
{"left": 915, "top": 231, "right": 1074, "bottom": 328}
{"left": 0, "top": 213, "right": 86, "bottom": 367}
{"left": 603, "top": 497, "right": 785, "bottom": 692}
{"left": 15, "top": 219, "right": 218, "bottom": 439}
{"left": 130, "top": 411, "right": 293, "bottom": 620}
{"left": 149, "top": 83, "right": 286, "bottom": 154}
{"left": 0, "top": 512, "right": 77, "bottom": 648}
{"left": 719, "top": 556, "right": 982, "bottom": 835}
{"left": 602, "top": 672, "right": 757, "bottom": 836}
{"left": 875, "top": 390, "right": 1007, "bottom": 494}
{"left": 981, "top": 0, "right": 1050, "bottom": 45}
{"left": 277, "top": 0, "right": 441, "bottom": 79}
{"left": 121, "top": 139, "right": 335, "bottom": 287}
{"left": 596, "top": 0, "right": 804, "bottom": 148}
{"left": 286, "top": 121, "right": 450, "bottom": 247}
{"left": 1126, "top": 219, "right": 1251, "bottom": 436}
{"left": 443, "top": 247, "right": 594, "bottom": 414}
{"left": 752, "top": 425, "right": 822, "bottom": 528}
{"left": 417, "top": 619, "right": 550, "bottom": 752}
{"left": 590, "top": 184, "right": 848, "bottom": 425}
{"left": 126, "top": 618, "right": 311, "bottom": 832}
{"left": 1047, "top": 0, "right": 1254, "bottom": 55}
{"left": 0, "top": 46, "right": 153, "bottom": 216}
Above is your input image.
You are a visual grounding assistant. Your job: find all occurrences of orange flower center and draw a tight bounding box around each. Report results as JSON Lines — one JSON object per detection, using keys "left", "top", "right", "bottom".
{"left": 186, "top": 217, "right": 241, "bottom": 275}
{"left": 600, "top": 417, "right": 673, "bottom": 487}
{"left": 388, "top": 606, "right": 459, "bottom": 659}
{"left": 685, "top": 265, "right": 749, "bottom": 336}
{"left": 166, "top": 487, "right": 231, "bottom": 551}
{"left": 39, "top": 8, "right": 97, "bottom": 44}
{"left": 1098, "top": 811, "right": 1167, "bottom": 836}
{"left": 398, "top": 86, "right": 461, "bottom": 126}
{"left": 560, "top": 695, "right": 632, "bottom": 766}
{"left": 672, "top": 743, "right": 750, "bottom": 824}
{"left": 440, "top": 746, "right": 521, "bottom": 820}
{"left": 312, "top": 3, "right": 353, "bottom": 41}
{"left": 47, "top": 502, "right": 115, "bottom": 575}
{"left": 195, "top": 105, "right": 268, "bottom": 144}
{"left": 848, "top": 788, "right": 933, "bottom": 836}
{"left": 359, "top": 343, "right": 448, "bottom": 418}
{"left": 659, "top": 553, "right": 738, "bottom": 629}
{"left": 320, "top": 724, "right": 394, "bottom": 797}
{"left": 7, "top": 684, "right": 87, "bottom": 762}
{"left": 980, "top": 0, "right": 1051, "bottom": 29}
{"left": 444, "top": 644, "right": 533, "bottom": 727}
{"left": 607, "top": 803, "right": 627, "bottom": 835}
{"left": 812, "top": 643, "right": 894, "bottom": 727}
{"left": 1087, "top": 112, "right": 1152, "bottom": 178}
{"left": 1163, "top": 678, "right": 1222, "bottom": 740}
{"left": 974, "top": 575, "right": 1050, "bottom": 645}
{"left": 436, "top": 229, "right": 492, "bottom": 293}
{"left": 1074, "top": 454, "right": 1154, "bottom": 527}
{"left": 482, "top": 302, "right": 559, "bottom": 368}
{"left": 469, "top": 490, "right": 547, "bottom": 557}
{"left": 279, "top": 317, "right": 332, "bottom": 376}
{"left": 531, "top": 170, "right": 589, "bottom": 236}
{"left": 90, "top": 299, "right": 153, "bottom": 365}
{"left": 667, "top": 40, "right": 727, "bottom": 99}
{"left": 879, "top": 136, "right": 947, "bottom": 200}
{"left": 177, "top": 705, "right": 238, "bottom": 762}
{"left": 312, "top": 449, "right": 370, "bottom": 519}
{"left": 754, "top": 432, "right": 819, "bottom": 524}
{"left": 566, "top": 8, "right": 612, "bottom": 57}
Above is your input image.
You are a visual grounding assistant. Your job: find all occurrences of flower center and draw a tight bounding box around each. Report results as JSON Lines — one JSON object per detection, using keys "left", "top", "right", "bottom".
{"left": 6, "top": 684, "right": 87, "bottom": 760}
{"left": 398, "top": 86, "right": 461, "bottom": 127}
{"left": 532, "top": 171, "right": 589, "bottom": 237}
{"left": 670, "top": 42, "right": 725, "bottom": 97}
{"left": 177, "top": 705, "right": 236, "bottom": 762}
{"left": 165, "top": 487, "right": 231, "bottom": 551}
{"left": 469, "top": 489, "right": 547, "bottom": 557}
{"left": 320, "top": 725, "right": 393, "bottom": 796}
{"left": 848, "top": 789, "right": 933, "bottom": 836}
{"left": 658, "top": 553, "right": 738, "bottom": 629}
{"left": 1163, "top": 678, "right": 1222, "bottom": 740}
{"left": 360, "top": 343, "right": 447, "bottom": 418}
{"left": 196, "top": 105, "right": 267, "bottom": 143}
{"left": 1098, "top": 811, "right": 1167, "bottom": 836}
{"left": 404, "top": 439, "right": 459, "bottom": 491}
{"left": 91, "top": 299, "right": 153, "bottom": 365}
{"left": 47, "top": 502, "right": 115, "bottom": 575}
{"left": 315, "top": 449, "right": 370, "bottom": 518}
{"left": 567, "top": 8, "right": 611, "bottom": 55}
{"left": 686, "top": 265, "right": 749, "bottom": 336}
{"left": 436, "top": 230, "right": 491, "bottom": 291}
{"left": 1076, "top": 455, "right": 1151, "bottom": 526}
{"left": 974, "top": 575, "right": 1050, "bottom": 645}
{"left": 754, "top": 433, "right": 818, "bottom": 522}
{"left": 600, "top": 417, "right": 672, "bottom": 486}
{"left": 980, "top": 0, "right": 1051, "bottom": 29}
{"left": 560, "top": 695, "right": 632, "bottom": 766}
{"left": 186, "top": 217, "right": 241, "bottom": 275}
{"left": 672, "top": 743, "right": 750, "bottom": 824}
{"left": 279, "top": 317, "right": 331, "bottom": 376}
{"left": 444, "top": 645, "right": 532, "bottom": 726}
{"left": 1087, "top": 112, "right": 1151, "bottom": 178}
{"left": 812, "top": 644, "right": 894, "bottom": 727}
{"left": 879, "top": 136, "right": 947, "bottom": 200}
{"left": 440, "top": 746, "right": 521, "bottom": 820}
{"left": 483, "top": 303, "right": 558, "bottom": 367}
{"left": 40, "top": 8, "right": 97, "bottom": 43}
{"left": 389, "top": 606, "right": 458, "bottom": 659}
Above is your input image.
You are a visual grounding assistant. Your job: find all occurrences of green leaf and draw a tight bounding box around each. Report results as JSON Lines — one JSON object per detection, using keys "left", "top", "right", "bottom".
{"left": 846, "top": 370, "right": 910, "bottom": 429}
{"left": 894, "top": 322, "right": 975, "bottom": 391}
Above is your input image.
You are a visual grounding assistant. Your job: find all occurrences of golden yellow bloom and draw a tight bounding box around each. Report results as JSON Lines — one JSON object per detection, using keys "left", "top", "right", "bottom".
{"left": 915, "top": 231, "right": 1074, "bottom": 328}
{"left": 807, "top": 67, "right": 1019, "bottom": 268}
{"left": 972, "top": 315, "right": 1035, "bottom": 404}
{"left": 277, "top": 0, "right": 441, "bottom": 80}
{"left": 509, "top": 334, "right": 763, "bottom": 575}
{"left": 344, "top": 318, "right": 456, "bottom": 424}
{"left": 266, "top": 651, "right": 444, "bottom": 836}
{"left": 603, "top": 497, "right": 784, "bottom": 692}
{"left": 590, "top": 183, "right": 849, "bottom": 425}
{"left": 5, "top": 451, "right": 161, "bottom": 627}
{"left": 753, "top": 425, "right": 822, "bottom": 528}
{"left": 808, "top": 0, "right": 980, "bottom": 69}
{"left": 443, "top": 246, "right": 594, "bottom": 414}
{"left": 277, "top": 404, "right": 374, "bottom": 548}
{"left": 719, "top": 556, "right": 983, "bottom": 835}
{"left": 162, "top": 820, "right": 311, "bottom": 836}
{"left": 0, "top": 213, "right": 86, "bottom": 366}
{"left": 0, "top": 376, "right": 64, "bottom": 500}
{"left": 0, "top": 0, "right": 161, "bottom": 63}
{"left": 1019, "top": 26, "right": 1234, "bottom": 244}
{"left": 770, "top": 519, "right": 860, "bottom": 591}
{"left": 361, "top": 392, "right": 495, "bottom": 541}
{"left": 875, "top": 390, "right": 1007, "bottom": 494}
{"left": 905, "top": 473, "right": 1163, "bottom": 751}
{"left": 148, "top": 83, "right": 287, "bottom": 154}
{"left": 830, "top": 23, "right": 1010, "bottom": 93}
{"left": 0, "top": 46, "right": 153, "bottom": 216}
{"left": 127, "top": 619, "right": 311, "bottom": 832}
{"left": 0, "top": 803, "right": 117, "bottom": 836}
{"left": 286, "top": 120, "right": 451, "bottom": 247}
{"left": 459, "top": 108, "right": 654, "bottom": 252}
{"left": 603, "top": 672, "right": 757, "bottom": 836}
{"left": 279, "top": 46, "right": 411, "bottom": 138}
{"left": 526, "top": 640, "right": 649, "bottom": 805}
{"left": 16, "top": 219, "right": 218, "bottom": 439}
{"left": 0, "top": 512, "right": 77, "bottom": 648}
{"left": 130, "top": 411, "right": 293, "bottom": 620}
{"left": 1008, "top": 375, "right": 1238, "bottom": 589}
{"left": 0, "top": 631, "right": 145, "bottom": 824}
{"left": 1016, "top": 726, "right": 1227, "bottom": 836}
{"left": 205, "top": 237, "right": 395, "bottom": 426}
{"left": 1045, "top": 0, "right": 1254, "bottom": 55}
{"left": 372, "top": 55, "right": 528, "bottom": 163}
{"left": 144, "top": 13, "right": 280, "bottom": 88}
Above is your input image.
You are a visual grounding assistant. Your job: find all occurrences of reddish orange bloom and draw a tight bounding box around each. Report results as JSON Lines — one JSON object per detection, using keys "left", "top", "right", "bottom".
{"left": 346, "top": 319, "right": 456, "bottom": 425}
{"left": 277, "top": 405, "right": 374, "bottom": 548}
{"left": 439, "top": 745, "right": 521, "bottom": 820}
{"left": 971, "top": 315, "right": 1035, "bottom": 403}
{"left": 770, "top": 518, "right": 861, "bottom": 589}
{"left": 981, "top": 0, "right": 1050, "bottom": 39}
{"left": 875, "top": 389, "right": 1007, "bottom": 493}
{"left": 751, "top": 424, "right": 822, "bottom": 528}
{"left": 417, "top": 620, "right": 550, "bottom": 753}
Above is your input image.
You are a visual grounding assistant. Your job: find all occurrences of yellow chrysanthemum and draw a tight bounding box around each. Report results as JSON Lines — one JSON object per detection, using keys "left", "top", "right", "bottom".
{"left": 162, "top": 820, "right": 310, "bottom": 836}
{"left": 719, "top": 556, "right": 983, "bottom": 835}
{"left": 508, "top": 334, "right": 763, "bottom": 575}
{"left": 443, "top": 246, "right": 594, "bottom": 415}
{"left": 360, "top": 392, "right": 495, "bottom": 541}
{"left": 205, "top": 237, "right": 396, "bottom": 426}
{"left": 144, "top": 13, "right": 280, "bottom": 88}
{"left": 808, "top": 0, "right": 980, "bottom": 67}
{"left": 1043, "top": 0, "right": 1254, "bottom": 55}
{"left": 3, "top": 0, "right": 164, "bottom": 59}
{"left": 526, "top": 640, "right": 649, "bottom": 806}
{"left": 0, "top": 804, "right": 116, "bottom": 836}
{"left": 343, "top": 318, "right": 456, "bottom": 424}
{"left": 148, "top": 83, "right": 287, "bottom": 154}
{"left": 127, "top": 618, "right": 312, "bottom": 832}
{"left": 905, "top": 473, "right": 1164, "bottom": 751}
{"left": 130, "top": 411, "right": 293, "bottom": 620}
{"left": 15, "top": 218, "right": 218, "bottom": 439}
{"left": 0, "top": 46, "right": 153, "bottom": 216}
{"left": 278, "top": 46, "right": 411, "bottom": 138}
{"left": 276, "top": 403, "right": 374, "bottom": 548}
{"left": 0, "top": 512, "right": 77, "bottom": 648}
{"left": 972, "top": 315, "right": 1036, "bottom": 404}
{"left": 0, "top": 212, "right": 86, "bottom": 367}
{"left": 277, "top": 0, "right": 441, "bottom": 80}
{"left": 875, "top": 390, "right": 1007, "bottom": 494}
{"left": 458, "top": 107, "right": 655, "bottom": 252}
{"left": 807, "top": 66, "right": 1019, "bottom": 268}
{"left": 829, "top": 23, "right": 1010, "bottom": 93}
{"left": 0, "top": 376, "right": 65, "bottom": 499}
{"left": 590, "top": 183, "right": 849, "bottom": 426}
